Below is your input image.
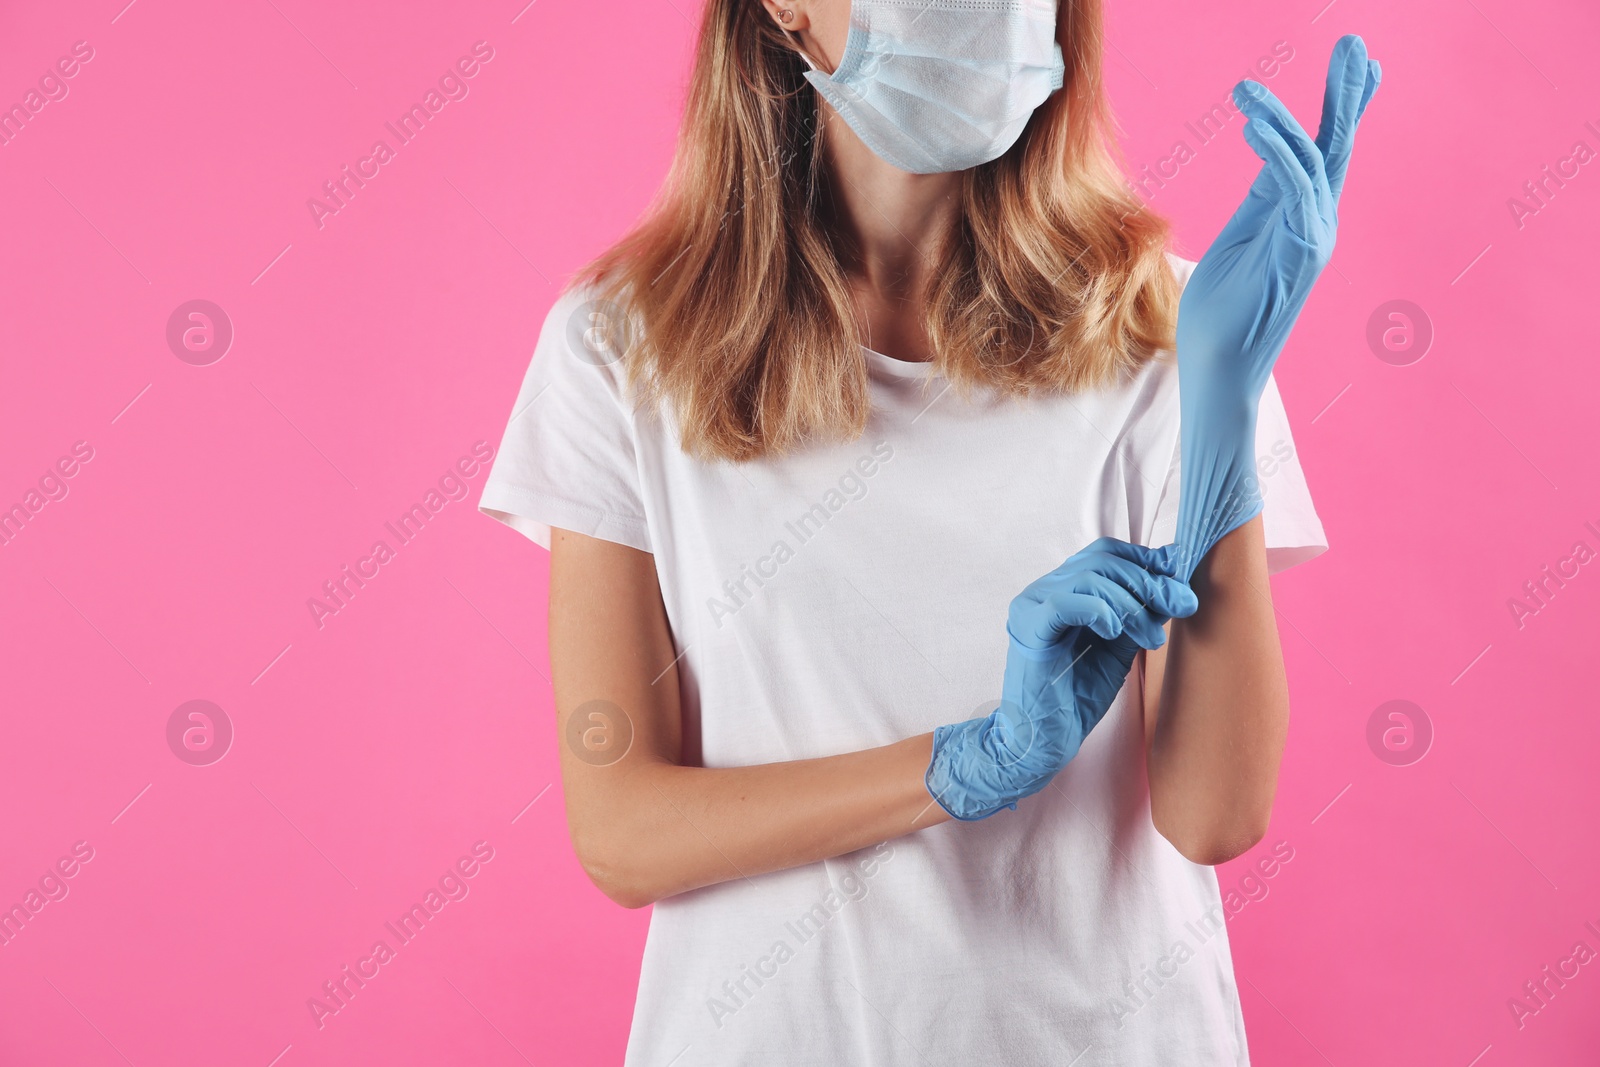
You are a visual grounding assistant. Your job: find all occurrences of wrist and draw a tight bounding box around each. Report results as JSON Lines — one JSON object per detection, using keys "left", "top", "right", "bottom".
{"left": 925, "top": 717, "right": 1020, "bottom": 822}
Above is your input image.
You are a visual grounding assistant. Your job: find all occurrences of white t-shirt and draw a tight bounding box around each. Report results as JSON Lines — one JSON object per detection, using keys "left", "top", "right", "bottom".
{"left": 480, "top": 255, "right": 1326, "bottom": 1066}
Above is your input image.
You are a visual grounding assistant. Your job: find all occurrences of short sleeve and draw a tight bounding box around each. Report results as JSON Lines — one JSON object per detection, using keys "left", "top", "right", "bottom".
{"left": 477, "top": 289, "right": 652, "bottom": 553}
{"left": 1148, "top": 374, "right": 1328, "bottom": 575}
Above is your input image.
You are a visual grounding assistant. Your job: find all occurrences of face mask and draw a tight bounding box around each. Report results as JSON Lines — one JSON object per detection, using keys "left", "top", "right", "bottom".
{"left": 801, "top": 0, "right": 1065, "bottom": 175}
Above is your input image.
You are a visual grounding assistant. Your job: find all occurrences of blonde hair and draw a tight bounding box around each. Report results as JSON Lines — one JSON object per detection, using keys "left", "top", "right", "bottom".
{"left": 578, "top": 0, "right": 1178, "bottom": 462}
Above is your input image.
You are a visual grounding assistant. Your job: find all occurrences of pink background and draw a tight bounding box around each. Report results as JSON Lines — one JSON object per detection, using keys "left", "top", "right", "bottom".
{"left": 1, "top": 0, "right": 1596, "bottom": 1063}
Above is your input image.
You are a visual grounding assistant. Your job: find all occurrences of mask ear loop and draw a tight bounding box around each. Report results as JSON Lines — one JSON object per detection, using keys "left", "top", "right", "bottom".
{"left": 770, "top": 7, "right": 827, "bottom": 74}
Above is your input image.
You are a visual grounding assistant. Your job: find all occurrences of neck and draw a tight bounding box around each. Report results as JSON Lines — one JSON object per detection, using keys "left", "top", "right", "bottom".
{"left": 820, "top": 106, "right": 962, "bottom": 358}
{"left": 823, "top": 109, "right": 961, "bottom": 289}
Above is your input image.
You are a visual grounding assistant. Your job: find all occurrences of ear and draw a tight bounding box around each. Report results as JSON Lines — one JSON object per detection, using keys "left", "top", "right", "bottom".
{"left": 757, "top": 0, "right": 812, "bottom": 32}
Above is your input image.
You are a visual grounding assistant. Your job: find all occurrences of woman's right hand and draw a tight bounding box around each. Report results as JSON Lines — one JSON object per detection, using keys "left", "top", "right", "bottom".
{"left": 925, "top": 539, "right": 1198, "bottom": 821}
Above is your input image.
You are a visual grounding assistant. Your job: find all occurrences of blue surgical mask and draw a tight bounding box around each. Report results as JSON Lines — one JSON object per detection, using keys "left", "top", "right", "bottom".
{"left": 802, "top": 0, "right": 1065, "bottom": 174}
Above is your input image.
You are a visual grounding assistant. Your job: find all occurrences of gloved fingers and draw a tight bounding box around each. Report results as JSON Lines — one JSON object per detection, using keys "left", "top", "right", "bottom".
{"left": 1071, "top": 572, "right": 1160, "bottom": 638}
{"left": 1010, "top": 583, "right": 1130, "bottom": 647}
{"left": 1241, "top": 117, "right": 1321, "bottom": 244}
{"left": 1073, "top": 553, "right": 1198, "bottom": 622}
{"left": 1016, "top": 593, "right": 1164, "bottom": 662}
{"left": 1235, "top": 81, "right": 1333, "bottom": 223}
{"left": 1011, "top": 566, "right": 1152, "bottom": 643}
{"left": 1235, "top": 81, "right": 1330, "bottom": 201}
{"left": 1313, "top": 35, "right": 1367, "bottom": 195}
{"left": 1149, "top": 574, "right": 1199, "bottom": 621}
{"left": 1315, "top": 35, "right": 1381, "bottom": 202}
{"left": 1022, "top": 549, "right": 1195, "bottom": 629}
{"left": 1358, "top": 60, "right": 1382, "bottom": 122}
{"left": 1110, "top": 602, "right": 1170, "bottom": 651}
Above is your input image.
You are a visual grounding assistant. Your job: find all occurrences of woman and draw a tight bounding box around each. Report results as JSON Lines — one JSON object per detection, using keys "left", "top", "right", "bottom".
{"left": 480, "top": 0, "right": 1379, "bottom": 1062}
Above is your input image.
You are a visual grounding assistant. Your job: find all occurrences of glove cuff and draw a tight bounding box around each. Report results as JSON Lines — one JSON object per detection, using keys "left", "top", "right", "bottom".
{"left": 1172, "top": 404, "right": 1265, "bottom": 581}
{"left": 925, "top": 720, "right": 1012, "bottom": 822}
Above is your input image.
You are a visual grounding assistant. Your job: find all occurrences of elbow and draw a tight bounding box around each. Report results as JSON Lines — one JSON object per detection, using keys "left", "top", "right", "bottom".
{"left": 1153, "top": 808, "right": 1269, "bottom": 868}
{"left": 587, "top": 870, "right": 657, "bottom": 911}
{"left": 580, "top": 861, "right": 659, "bottom": 910}
{"left": 572, "top": 832, "right": 663, "bottom": 910}
{"left": 1166, "top": 828, "right": 1265, "bottom": 867}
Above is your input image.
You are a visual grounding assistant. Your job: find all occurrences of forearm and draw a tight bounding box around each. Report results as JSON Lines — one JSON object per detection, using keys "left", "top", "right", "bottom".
{"left": 1146, "top": 515, "right": 1288, "bottom": 865}
{"left": 582, "top": 734, "right": 944, "bottom": 908}
{"left": 551, "top": 528, "right": 949, "bottom": 909}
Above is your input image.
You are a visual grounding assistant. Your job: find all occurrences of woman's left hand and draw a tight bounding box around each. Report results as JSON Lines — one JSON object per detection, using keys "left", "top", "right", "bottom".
{"left": 1178, "top": 35, "right": 1381, "bottom": 391}
{"left": 1170, "top": 34, "right": 1380, "bottom": 578}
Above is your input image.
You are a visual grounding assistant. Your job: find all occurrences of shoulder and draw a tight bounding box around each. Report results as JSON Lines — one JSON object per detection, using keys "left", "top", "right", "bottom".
{"left": 538, "top": 283, "right": 629, "bottom": 361}
{"left": 527, "top": 282, "right": 644, "bottom": 398}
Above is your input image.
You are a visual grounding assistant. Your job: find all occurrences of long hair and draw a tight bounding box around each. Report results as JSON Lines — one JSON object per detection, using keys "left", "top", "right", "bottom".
{"left": 578, "top": 0, "right": 1178, "bottom": 462}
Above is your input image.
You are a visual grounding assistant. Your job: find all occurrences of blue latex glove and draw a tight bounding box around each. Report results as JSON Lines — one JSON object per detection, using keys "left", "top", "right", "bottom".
{"left": 926, "top": 539, "right": 1199, "bottom": 821}
{"left": 1172, "top": 35, "right": 1381, "bottom": 579}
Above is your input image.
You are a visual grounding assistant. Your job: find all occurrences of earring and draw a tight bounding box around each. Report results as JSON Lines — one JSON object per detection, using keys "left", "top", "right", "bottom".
{"left": 779, "top": 8, "right": 794, "bottom": 23}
